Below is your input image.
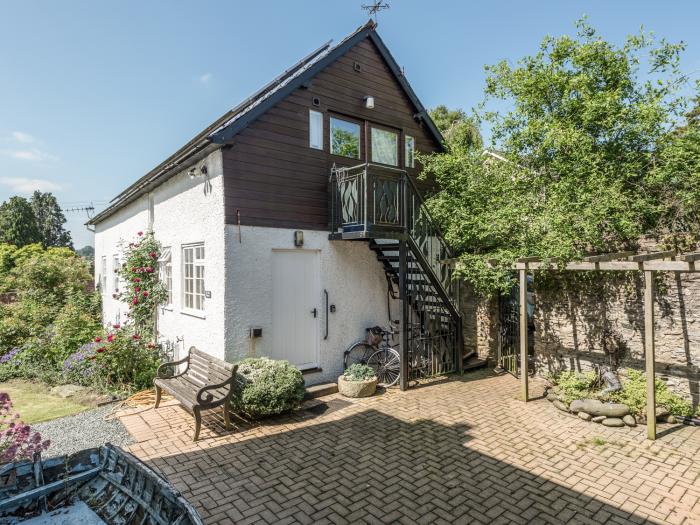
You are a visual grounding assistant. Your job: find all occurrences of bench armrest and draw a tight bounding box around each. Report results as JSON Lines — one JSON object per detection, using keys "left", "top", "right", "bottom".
{"left": 196, "top": 365, "right": 239, "bottom": 407}
{"left": 156, "top": 354, "right": 190, "bottom": 380}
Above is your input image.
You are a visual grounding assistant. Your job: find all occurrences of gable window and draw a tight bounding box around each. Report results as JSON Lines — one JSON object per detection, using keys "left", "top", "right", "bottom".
{"left": 158, "top": 247, "right": 172, "bottom": 307}
{"left": 405, "top": 135, "right": 415, "bottom": 168}
{"left": 309, "top": 110, "right": 323, "bottom": 150}
{"left": 330, "top": 117, "right": 361, "bottom": 159}
{"left": 371, "top": 127, "right": 398, "bottom": 166}
{"left": 182, "top": 243, "right": 205, "bottom": 312}
{"left": 112, "top": 255, "right": 120, "bottom": 292}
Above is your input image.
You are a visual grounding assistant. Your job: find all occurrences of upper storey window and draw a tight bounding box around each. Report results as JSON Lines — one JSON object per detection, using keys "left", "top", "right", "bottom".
{"left": 371, "top": 127, "right": 398, "bottom": 166}
{"left": 309, "top": 110, "right": 323, "bottom": 150}
{"left": 330, "top": 117, "right": 361, "bottom": 159}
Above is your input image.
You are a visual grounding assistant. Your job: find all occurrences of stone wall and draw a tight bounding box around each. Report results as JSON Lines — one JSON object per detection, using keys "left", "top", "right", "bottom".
{"left": 459, "top": 268, "right": 700, "bottom": 410}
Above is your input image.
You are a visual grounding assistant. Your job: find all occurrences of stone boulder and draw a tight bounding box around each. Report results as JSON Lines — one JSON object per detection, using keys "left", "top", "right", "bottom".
{"left": 50, "top": 384, "right": 88, "bottom": 399}
{"left": 623, "top": 415, "right": 636, "bottom": 427}
{"left": 553, "top": 400, "right": 569, "bottom": 412}
{"left": 568, "top": 399, "right": 629, "bottom": 418}
{"left": 578, "top": 412, "right": 592, "bottom": 421}
{"left": 601, "top": 418, "right": 625, "bottom": 427}
{"left": 591, "top": 416, "right": 606, "bottom": 423}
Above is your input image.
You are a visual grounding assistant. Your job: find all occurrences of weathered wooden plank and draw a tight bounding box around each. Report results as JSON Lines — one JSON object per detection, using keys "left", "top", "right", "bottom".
{"left": 627, "top": 250, "right": 675, "bottom": 262}
{"left": 644, "top": 270, "right": 656, "bottom": 440}
{"left": 678, "top": 252, "right": 700, "bottom": 262}
{"left": 583, "top": 251, "right": 634, "bottom": 262}
{"left": 519, "top": 269, "right": 529, "bottom": 402}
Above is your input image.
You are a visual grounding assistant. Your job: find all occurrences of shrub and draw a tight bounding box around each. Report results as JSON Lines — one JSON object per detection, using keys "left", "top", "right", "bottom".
{"left": 62, "top": 324, "right": 164, "bottom": 394}
{"left": 231, "top": 358, "right": 305, "bottom": 418}
{"left": 0, "top": 393, "right": 50, "bottom": 464}
{"left": 549, "top": 371, "right": 597, "bottom": 404}
{"left": 612, "top": 369, "right": 696, "bottom": 417}
{"left": 343, "top": 364, "right": 376, "bottom": 381}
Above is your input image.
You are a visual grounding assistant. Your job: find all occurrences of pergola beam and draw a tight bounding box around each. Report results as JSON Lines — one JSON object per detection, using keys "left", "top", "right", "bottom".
{"left": 584, "top": 251, "right": 635, "bottom": 262}
{"left": 514, "top": 260, "right": 695, "bottom": 272}
{"left": 628, "top": 250, "right": 675, "bottom": 262}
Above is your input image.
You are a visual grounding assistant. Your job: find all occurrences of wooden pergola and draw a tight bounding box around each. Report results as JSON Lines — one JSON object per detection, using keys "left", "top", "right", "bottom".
{"left": 513, "top": 250, "right": 700, "bottom": 440}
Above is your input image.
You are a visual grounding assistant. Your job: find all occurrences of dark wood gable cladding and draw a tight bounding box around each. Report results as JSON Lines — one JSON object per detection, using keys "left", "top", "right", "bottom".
{"left": 221, "top": 38, "right": 440, "bottom": 230}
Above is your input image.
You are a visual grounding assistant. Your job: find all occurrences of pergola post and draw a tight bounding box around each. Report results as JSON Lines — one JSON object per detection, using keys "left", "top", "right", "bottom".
{"left": 519, "top": 268, "right": 529, "bottom": 402}
{"left": 644, "top": 270, "right": 656, "bottom": 440}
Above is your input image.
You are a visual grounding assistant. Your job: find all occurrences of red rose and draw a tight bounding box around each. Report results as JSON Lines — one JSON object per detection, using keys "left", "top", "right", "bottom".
{"left": 137, "top": 231, "right": 143, "bottom": 236}
{"left": 95, "top": 336, "right": 102, "bottom": 343}
{"left": 134, "top": 286, "right": 140, "bottom": 292}
{"left": 142, "top": 291, "right": 149, "bottom": 297}
{"left": 107, "top": 334, "right": 114, "bottom": 342}
{"left": 132, "top": 334, "right": 140, "bottom": 340}
{"left": 149, "top": 251, "right": 157, "bottom": 259}
{"left": 145, "top": 266, "right": 154, "bottom": 273}
{"left": 132, "top": 298, "right": 138, "bottom": 305}
{"left": 133, "top": 278, "right": 141, "bottom": 283}
{"left": 147, "top": 342, "right": 156, "bottom": 348}
{"left": 97, "top": 347, "right": 106, "bottom": 353}
{"left": 113, "top": 323, "right": 121, "bottom": 329}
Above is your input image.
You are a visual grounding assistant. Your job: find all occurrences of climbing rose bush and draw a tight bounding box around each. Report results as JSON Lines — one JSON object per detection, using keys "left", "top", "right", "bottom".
{"left": 116, "top": 231, "right": 167, "bottom": 340}
{"left": 0, "top": 393, "right": 49, "bottom": 464}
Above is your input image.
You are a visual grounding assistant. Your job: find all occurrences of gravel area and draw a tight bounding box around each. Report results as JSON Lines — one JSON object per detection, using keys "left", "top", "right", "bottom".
{"left": 33, "top": 403, "right": 133, "bottom": 458}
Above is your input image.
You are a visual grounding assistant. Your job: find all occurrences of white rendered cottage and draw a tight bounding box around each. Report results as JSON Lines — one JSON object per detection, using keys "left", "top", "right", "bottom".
{"left": 89, "top": 21, "right": 462, "bottom": 388}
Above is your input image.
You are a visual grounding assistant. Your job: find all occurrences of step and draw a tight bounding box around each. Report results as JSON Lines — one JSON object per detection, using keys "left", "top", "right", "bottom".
{"left": 304, "top": 382, "right": 338, "bottom": 399}
{"left": 463, "top": 356, "right": 489, "bottom": 371}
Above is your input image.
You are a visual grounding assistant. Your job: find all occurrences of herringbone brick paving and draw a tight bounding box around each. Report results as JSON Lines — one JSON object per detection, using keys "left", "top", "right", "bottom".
{"left": 118, "top": 370, "right": 700, "bottom": 524}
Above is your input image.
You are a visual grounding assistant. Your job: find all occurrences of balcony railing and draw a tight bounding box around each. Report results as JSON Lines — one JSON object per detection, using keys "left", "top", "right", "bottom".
{"left": 329, "top": 162, "right": 458, "bottom": 308}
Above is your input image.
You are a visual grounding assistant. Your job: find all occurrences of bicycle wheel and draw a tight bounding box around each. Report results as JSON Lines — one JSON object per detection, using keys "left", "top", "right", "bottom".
{"left": 367, "top": 347, "right": 401, "bottom": 387}
{"left": 344, "top": 341, "right": 376, "bottom": 370}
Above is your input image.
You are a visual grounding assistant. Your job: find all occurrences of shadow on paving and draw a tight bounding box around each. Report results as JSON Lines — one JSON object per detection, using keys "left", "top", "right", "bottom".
{"left": 142, "top": 404, "right": 655, "bottom": 525}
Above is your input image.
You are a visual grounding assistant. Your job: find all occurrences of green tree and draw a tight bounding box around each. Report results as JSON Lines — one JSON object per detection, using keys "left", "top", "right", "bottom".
{"left": 0, "top": 197, "right": 41, "bottom": 248}
{"left": 421, "top": 19, "right": 687, "bottom": 296}
{"left": 30, "top": 191, "right": 72, "bottom": 248}
{"left": 429, "top": 105, "right": 483, "bottom": 151}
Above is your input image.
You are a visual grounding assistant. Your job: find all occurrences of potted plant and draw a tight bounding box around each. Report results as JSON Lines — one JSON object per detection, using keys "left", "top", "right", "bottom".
{"left": 338, "top": 364, "right": 378, "bottom": 398}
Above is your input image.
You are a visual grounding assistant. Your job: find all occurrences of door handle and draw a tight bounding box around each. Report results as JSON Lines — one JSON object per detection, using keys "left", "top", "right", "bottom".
{"left": 311, "top": 308, "right": 318, "bottom": 318}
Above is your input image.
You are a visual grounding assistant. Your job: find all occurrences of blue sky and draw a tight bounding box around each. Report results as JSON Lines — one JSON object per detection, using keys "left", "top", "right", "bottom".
{"left": 1, "top": 1, "right": 699, "bottom": 248}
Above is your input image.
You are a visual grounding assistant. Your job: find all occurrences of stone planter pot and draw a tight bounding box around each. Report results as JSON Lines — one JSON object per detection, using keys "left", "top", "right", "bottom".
{"left": 338, "top": 375, "right": 378, "bottom": 398}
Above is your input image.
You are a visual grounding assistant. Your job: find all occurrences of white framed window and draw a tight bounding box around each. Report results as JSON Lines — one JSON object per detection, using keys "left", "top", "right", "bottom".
{"left": 182, "top": 243, "right": 205, "bottom": 312}
{"left": 371, "top": 127, "right": 398, "bottom": 166}
{"left": 309, "top": 110, "right": 323, "bottom": 150}
{"left": 100, "top": 256, "right": 107, "bottom": 293}
{"left": 112, "top": 255, "right": 120, "bottom": 292}
{"left": 330, "top": 117, "right": 361, "bottom": 159}
{"left": 158, "top": 247, "right": 172, "bottom": 307}
{"left": 405, "top": 135, "right": 415, "bottom": 168}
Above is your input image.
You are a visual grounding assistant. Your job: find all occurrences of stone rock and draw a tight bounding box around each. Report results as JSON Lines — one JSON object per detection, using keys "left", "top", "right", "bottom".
{"left": 337, "top": 376, "right": 377, "bottom": 398}
{"left": 623, "top": 415, "right": 637, "bottom": 427}
{"left": 655, "top": 407, "right": 670, "bottom": 420}
{"left": 578, "top": 411, "right": 592, "bottom": 421}
{"left": 50, "top": 384, "right": 88, "bottom": 399}
{"left": 601, "top": 417, "right": 625, "bottom": 427}
{"left": 546, "top": 393, "right": 558, "bottom": 403}
{"left": 574, "top": 399, "right": 629, "bottom": 418}
{"left": 591, "top": 416, "right": 606, "bottom": 423}
{"left": 665, "top": 415, "right": 677, "bottom": 424}
{"left": 553, "top": 400, "right": 569, "bottom": 412}
{"left": 569, "top": 399, "right": 585, "bottom": 413}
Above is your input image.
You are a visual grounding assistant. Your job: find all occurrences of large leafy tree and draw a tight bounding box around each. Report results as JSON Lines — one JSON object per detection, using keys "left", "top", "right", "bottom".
{"left": 429, "top": 105, "right": 483, "bottom": 151}
{"left": 0, "top": 197, "right": 41, "bottom": 248}
{"left": 30, "top": 191, "right": 72, "bottom": 248}
{"left": 421, "top": 19, "right": 688, "bottom": 295}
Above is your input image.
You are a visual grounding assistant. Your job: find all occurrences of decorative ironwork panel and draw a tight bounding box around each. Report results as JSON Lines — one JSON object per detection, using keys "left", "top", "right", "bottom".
{"left": 373, "top": 176, "right": 400, "bottom": 225}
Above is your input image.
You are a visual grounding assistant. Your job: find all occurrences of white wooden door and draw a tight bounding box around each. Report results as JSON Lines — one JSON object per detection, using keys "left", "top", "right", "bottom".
{"left": 271, "top": 250, "right": 320, "bottom": 369}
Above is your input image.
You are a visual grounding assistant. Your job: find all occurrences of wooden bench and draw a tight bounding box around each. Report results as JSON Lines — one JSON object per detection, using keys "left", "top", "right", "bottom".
{"left": 154, "top": 347, "right": 238, "bottom": 441}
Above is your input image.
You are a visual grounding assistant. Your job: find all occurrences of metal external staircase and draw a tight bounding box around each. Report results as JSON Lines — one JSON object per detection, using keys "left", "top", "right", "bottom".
{"left": 330, "top": 163, "right": 463, "bottom": 389}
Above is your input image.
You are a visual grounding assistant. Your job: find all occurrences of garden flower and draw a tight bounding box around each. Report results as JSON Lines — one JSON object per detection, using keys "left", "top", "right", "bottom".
{"left": 149, "top": 251, "right": 157, "bottom": 259}
{"left": 107, "top": 334, "right": 114, "bottom": 342}
{"left": 134, "top": 286, "right": 140, "bottom": 292}
{"left": 95, "top": 336, "right": 102, "bottom": 343}
{"left": 133, "top": 277, "right": 141, "bottom": 283}
{"left": 132, "top": 298, "right": 139, "bottom": 305}
{"left": 97, "top": 347, "right": 106, "bottom": 353}
{"left": 113, "top": 323, "right": 121, "bottom": 329}
{"left": 132, "top": 334, "right": 140, "bottom": 340}
{"left": 142, "top": 291, "right": 149, "bottom": 297}
{"left": 145, "top": 266, "right": 154, "bottom": 273}
{"left": 147, "top": 342, "right": 156, "bottom": 348}
{"left": 137, "top": 231, "right": 143, "bottom": 236}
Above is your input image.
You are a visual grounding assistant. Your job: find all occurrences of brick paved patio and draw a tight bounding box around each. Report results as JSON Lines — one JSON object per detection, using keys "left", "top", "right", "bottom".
{"left": 118, "top": 370, "right": 700, "bottom": 524}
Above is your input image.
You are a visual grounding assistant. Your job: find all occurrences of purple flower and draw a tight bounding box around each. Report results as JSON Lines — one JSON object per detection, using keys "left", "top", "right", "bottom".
{"left": 0, "top": 348, "right": 21, "bottom": 364}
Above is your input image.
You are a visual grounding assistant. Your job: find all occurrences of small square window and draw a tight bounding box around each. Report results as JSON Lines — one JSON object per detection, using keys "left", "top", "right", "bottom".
{"left": 309, "top": 110, "right": 323, "bottom": 150}
{"left": 405, "top": 135, "right": 415, "bottom": 168}
{"left": 371, "top": 127, "right": 398, "bottom": 166}
{"left": 330, "top": 117, "right": 361, "bottom": 159}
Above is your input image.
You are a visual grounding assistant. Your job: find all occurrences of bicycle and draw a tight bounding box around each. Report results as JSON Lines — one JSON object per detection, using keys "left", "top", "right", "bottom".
{"left": 344, "top": 323, "right": 401, "bottom": 387}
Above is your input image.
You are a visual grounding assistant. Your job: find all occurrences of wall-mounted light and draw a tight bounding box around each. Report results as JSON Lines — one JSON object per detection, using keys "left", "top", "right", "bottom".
{"left": 364, "top": 96, "right": 375, "bottom": 109}
{"left": 294, "top": 230, "right": 304, "bottom": 247}
{"left": 189, "top": 164, "right": 209, "bottom": 179}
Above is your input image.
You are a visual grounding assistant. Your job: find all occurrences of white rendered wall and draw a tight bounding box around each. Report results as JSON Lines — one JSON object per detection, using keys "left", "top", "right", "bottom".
{"left": 223, "top": 225, "right": 399, "bottom": 385}
{"left": 94, "top": 150, "right": 226, "bottom": 360}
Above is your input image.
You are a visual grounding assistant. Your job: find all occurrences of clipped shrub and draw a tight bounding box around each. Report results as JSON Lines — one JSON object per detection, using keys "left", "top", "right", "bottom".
{"left": 343, "top": 363, "right": 376, "bottom": 381}
{"left": 231, "top": 358, "right": 305, "bottom": 418}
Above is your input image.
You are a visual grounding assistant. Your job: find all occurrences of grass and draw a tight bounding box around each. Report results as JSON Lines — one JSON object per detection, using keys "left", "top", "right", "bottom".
{"left": 1, "top": 380, "right": 89, "bottom": 424}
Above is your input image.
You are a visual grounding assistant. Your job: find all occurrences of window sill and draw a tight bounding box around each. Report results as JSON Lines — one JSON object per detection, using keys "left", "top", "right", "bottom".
{"left": 180, "top": 309, "right": 206, "bottom": 320}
